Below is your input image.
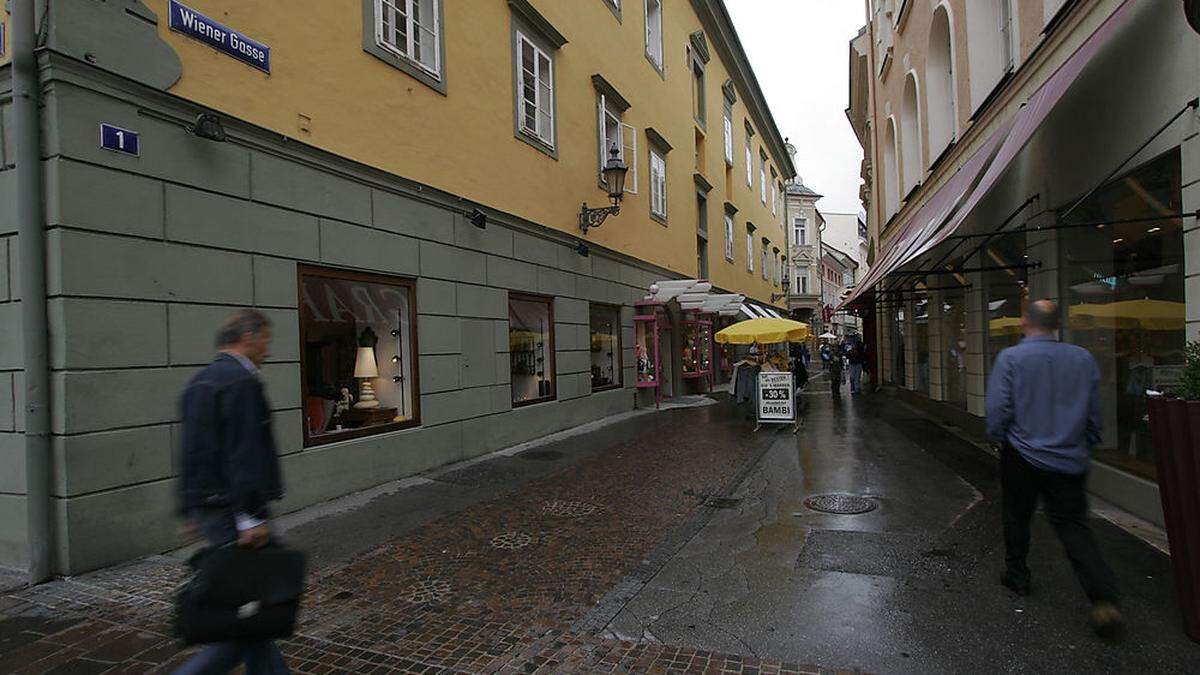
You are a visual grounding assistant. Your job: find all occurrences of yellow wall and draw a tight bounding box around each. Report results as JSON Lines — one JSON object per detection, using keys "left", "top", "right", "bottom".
{"left": 144, "top": 0, "right": 789, "bottom": 305}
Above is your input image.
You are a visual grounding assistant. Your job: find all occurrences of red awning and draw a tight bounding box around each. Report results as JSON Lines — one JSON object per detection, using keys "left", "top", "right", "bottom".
{"left": 842, "top": 0, "right": 1136, "bottom": 310}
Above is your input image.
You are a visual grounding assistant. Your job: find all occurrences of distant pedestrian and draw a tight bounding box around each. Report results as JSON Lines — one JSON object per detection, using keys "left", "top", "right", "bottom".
{"left": 176, "top": 310, "right": 290, "bottom": 674}
{"left": 985, "top": 300, "right": 1122, "bottom": 638}
{"left": 820, "top": 342, "right": 831, "bottom": 371}
{"left": 828, "top": 342, "right": 844, "bottom": 396}
{"left": 846, "top": 342, "right": 866, "bottom": 394}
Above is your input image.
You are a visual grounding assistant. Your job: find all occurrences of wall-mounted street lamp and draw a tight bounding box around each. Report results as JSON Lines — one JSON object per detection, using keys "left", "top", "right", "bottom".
{"left": 771, "top": 274, "right": 791, "bottom": 303}
{"left": 579, "top": 144, "right": 628, "bottom": 235}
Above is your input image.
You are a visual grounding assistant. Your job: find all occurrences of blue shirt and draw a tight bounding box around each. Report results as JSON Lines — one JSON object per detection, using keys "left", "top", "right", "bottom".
{"left": 985, "top": 334, "right": 1102, "bottom": 475}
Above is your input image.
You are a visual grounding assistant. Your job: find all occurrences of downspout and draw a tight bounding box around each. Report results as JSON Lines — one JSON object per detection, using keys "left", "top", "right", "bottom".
{"left": 13, "top": 0, "right": 54, "bottom": 584}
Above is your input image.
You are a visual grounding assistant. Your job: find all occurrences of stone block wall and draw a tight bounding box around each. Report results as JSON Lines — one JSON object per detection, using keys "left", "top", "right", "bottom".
{"left": 0, "top": 63, "right": 667, "bottom": 573}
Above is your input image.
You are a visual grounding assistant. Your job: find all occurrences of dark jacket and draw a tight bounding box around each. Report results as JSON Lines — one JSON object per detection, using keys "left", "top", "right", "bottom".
{"left": 178, "top": 353, "right": 283, "bottom": 518}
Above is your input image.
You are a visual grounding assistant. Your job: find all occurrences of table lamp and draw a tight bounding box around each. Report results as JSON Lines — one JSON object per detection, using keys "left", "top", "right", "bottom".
{"left": 353, "top": 345, "right": 380, "bottom": 408}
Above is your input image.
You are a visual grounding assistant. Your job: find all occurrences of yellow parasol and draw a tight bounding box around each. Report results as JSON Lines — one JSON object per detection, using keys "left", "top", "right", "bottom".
{"left": 988, "top": 316, "right": 1024, "bottom": 336}
{"left": 1068, "top": 300, "right": 1184, "bottom": 331}
{"left": 715, "top": 318, "right": 811, "bottom": 345}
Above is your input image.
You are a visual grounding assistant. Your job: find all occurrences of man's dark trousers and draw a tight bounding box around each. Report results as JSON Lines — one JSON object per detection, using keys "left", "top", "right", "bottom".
{"left": 1001, "top": 443, "right": 1117, "bottom": 603}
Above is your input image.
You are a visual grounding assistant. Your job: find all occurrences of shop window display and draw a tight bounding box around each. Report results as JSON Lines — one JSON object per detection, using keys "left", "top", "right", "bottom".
{"left": 941, "top": 287, "right": 967, "bottom": 409}
{"left": 984, "top": 231, "right": 1029, "bottom": 371}
{"left": 509, "top": 294, "right": 556, "bottom": 405}
{"left": 1061, "top": 149, "right": 1184, "bottom": 482}
{"left": 590, "top": 304, "right": 622, "bottom": 391}
{"left": 299, "top": 266, "right": 418, "bottom": 446}
{"left": 914, "top": 295, "right": 930, "bottom": 394}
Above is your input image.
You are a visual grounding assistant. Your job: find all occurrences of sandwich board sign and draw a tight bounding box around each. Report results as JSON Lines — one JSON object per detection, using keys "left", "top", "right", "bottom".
{"left": 756, "top": 371, "right": 798, "bottom": 433}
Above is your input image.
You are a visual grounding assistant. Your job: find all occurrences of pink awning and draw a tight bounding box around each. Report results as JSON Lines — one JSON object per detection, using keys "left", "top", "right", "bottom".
{"left": 841, "top": 0, "right": 1135, "bottom": 310}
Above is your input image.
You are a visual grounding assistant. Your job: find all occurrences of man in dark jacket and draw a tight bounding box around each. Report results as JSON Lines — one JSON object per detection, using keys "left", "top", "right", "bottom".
{"left": 177, "top": 310, "right": 288, "bottom": 674}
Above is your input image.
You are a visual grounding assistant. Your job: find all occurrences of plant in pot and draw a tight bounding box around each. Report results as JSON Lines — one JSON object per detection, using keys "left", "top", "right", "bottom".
{"left": 1146, "top": 339, "right": 1200, "bottom": 642}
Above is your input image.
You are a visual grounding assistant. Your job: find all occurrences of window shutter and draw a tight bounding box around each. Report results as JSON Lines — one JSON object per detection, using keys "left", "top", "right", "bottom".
{"left": 622, "top": 122, "right": 638, "bottom": 195}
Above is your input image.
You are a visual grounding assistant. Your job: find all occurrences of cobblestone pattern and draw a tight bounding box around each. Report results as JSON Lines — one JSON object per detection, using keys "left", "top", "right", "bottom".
{"left": 0, "top": 408, "right": 858, "bottom": 674}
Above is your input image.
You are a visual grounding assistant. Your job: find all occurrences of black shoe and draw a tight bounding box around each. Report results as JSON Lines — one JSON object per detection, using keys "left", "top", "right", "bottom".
{"left": 1089, "top": 601, "right": 1125, "bottom": 640}
{"left": 1000, "top": 574, "right": 1031, "bottom": 596}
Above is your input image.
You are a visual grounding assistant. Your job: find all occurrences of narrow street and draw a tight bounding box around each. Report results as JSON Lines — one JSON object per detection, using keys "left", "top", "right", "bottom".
{"left": 0, "top": 391, "right": 1194, "bottom": 674}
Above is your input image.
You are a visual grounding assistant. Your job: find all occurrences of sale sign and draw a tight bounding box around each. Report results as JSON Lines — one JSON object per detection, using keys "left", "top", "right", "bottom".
{"left": 757, "top": 371, "right": 795, "bottom": 423}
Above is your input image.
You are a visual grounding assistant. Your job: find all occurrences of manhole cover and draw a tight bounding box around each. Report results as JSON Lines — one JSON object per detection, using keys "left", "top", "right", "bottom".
{"left": 519, "top": 450, "right": 564, "bottom": 462}
{"left": 401, "top": 578, "right": 451, "bottom": 604}
{"left": 490, "top": 532, "right": 533, "bottom": 550}
{"left": 802, "top": 494, "right": 877, "bottom": 515}
{"left": 542, "top": 500, "right": 597, "bottom": 517}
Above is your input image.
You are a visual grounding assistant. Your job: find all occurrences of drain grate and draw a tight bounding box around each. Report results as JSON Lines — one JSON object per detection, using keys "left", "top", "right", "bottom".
{"left": 519, "top": 449, "right": 565, "bottom": 462}
{"left": 802, "top": 494, "right": 877, "bottom": 515}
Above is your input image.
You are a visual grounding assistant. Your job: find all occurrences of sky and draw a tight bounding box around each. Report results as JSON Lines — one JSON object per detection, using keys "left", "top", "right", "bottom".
{"left": 725, "top": 0, "right": 867, "bottom": 215}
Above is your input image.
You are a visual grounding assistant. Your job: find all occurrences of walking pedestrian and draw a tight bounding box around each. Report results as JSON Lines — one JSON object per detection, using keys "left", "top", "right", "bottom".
{"left": 828, "top": 342, "right": 844, "bottom": 397}
{"left": 985, "top": 300, "right": 1122, "bottom": 638}
{"left": 846, "top": 341, "right": 866, "bottom": 394}
{"left": 176, "top": 310, "right": 290, "bottom": 674}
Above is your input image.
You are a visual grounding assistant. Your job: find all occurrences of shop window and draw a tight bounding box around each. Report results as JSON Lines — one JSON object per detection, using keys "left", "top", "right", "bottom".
{"left": 509, "top": 294, "right": 556, "bottom": 405}
{"left": 1060, "top": 149, "right": 1184, "bottom": 482}
{"left": 914, "top": 295, "right": 930, "bottom": 394}
{"left": 984, "top": 231, "right": 1029, "bottom": 367}
{"left": 368, "top": 0, "right": 444, "bottom": 93}
{"left": 299, "top": 266, "right": 419, "bottom": 446}
{"left": 590, "top": 304, "right": 622, "bottom": 390}
{"left": 940, "top": 287, "right": 967, "bottom": 409}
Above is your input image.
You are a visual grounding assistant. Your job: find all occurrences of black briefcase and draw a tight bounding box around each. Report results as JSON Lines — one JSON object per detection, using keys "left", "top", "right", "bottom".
{"left": 175, "top": 542, "right": 307, "bottom": 645}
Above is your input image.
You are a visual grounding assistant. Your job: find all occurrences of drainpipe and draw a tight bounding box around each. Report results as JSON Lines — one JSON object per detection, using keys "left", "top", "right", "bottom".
{"left": 13, "top": 0, "right": 54, "bottom": 584}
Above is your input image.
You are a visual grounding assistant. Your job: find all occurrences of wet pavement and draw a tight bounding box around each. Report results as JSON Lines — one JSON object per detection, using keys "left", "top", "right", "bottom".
{"left": 0, "top": 389, "right": 1196, "bottom": 673}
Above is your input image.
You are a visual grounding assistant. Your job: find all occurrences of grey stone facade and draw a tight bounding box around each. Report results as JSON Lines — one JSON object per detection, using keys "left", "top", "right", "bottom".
{"left": 0, "top": 56, "right": 670, "bottom": 574}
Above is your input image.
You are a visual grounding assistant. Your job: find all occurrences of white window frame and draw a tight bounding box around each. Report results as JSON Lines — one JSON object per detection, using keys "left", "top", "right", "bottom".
{"left": 649, "top": 148, "right": 667, "bottom": 219}
{"left": 723, "top": 111, "right": 734, "bottom": 167}
{"left": 375, "top": 0, "right": 442, "bottom": 79}
{"left": 793, "top": 216, "right": 807, "bottom": 245}
{"left": 724, "top": 214, "right": 734, "bottom": 261}
{"left": 516, "top": 32, "right": 554, "bottom": 147}
{"left": 761, "top": 246, "right": 769, "bottom": 280}
{"left": 744, "top": 130, "right": 753, "bottom": 186}
{"left": 771, "top": 182, "right": 777, "bottom": 216}
{"left": 599, "top": 94, "right": 638, "bottom": 194}
{"left": 759, "top": 156, "right": 767, "bottom": 205}
{"left": 746, "top": 231, "right": 754, "bottom": 272}
{"left": 644, "top": 0, "right": 664, "bottom": 70}
{"left": 799, "top": 270, "right": 809, "bottom": 294}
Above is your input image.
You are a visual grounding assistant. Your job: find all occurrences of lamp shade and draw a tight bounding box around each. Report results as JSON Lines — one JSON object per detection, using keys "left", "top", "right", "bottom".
{"left": 353, "top": 346, "right": 379, "bottom": 378}
{"left": 602, "top": 144, "right": 628, "bottom": 200}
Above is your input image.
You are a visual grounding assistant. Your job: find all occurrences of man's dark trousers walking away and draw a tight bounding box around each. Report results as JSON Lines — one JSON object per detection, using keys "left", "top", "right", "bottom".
{"left": 985, "top": 300, "right": 1122, "bottom": 638}
{"left": 175, "top": 310, "right": 289, "bottom": 674}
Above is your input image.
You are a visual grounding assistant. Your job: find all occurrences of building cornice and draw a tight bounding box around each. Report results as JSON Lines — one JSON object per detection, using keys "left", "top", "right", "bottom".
{"left": 690, "top": 0, "right": 795, "bottom": 179}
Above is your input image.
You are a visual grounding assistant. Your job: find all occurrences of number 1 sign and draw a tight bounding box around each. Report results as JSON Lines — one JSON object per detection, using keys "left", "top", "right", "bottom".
{"left": 100, "top": 123, "right": 140, "bottom": 157}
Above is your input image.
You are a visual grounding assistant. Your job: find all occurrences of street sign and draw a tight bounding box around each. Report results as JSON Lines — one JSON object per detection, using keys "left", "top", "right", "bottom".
{"left": 99, "top": 123, "right": 140, "bottom": 156}
{"left": 757, "top": 371, "right": 795, "bottom": 424}
{"left": 168, "top": 0, "right": 271, "bottom": 74}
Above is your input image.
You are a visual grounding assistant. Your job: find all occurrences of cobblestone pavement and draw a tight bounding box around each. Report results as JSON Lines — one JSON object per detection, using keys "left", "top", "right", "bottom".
{"left": 0, "top": 405, "right": 859, "bottom": 674}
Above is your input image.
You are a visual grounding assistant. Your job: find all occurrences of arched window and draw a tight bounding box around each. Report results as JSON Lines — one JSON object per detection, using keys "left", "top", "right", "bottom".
{"left": 882, "top": 117, "right": 900, "bottom": 219}
{"left": 899, "top": 73, "right": 922, "bottom": 195}
{"left": 926, "top": 4, "right": 956, "bottom": 160}
{"left": 966, "top": 0, "right": 1016, "bottom": 113}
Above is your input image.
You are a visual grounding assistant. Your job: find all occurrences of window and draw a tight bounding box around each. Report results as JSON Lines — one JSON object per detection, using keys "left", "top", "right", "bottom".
{"left": 509, "top": 294, "right": 556, "bottom": 405}
{"left": 649, "top": 149, "right": 667, "bottom": 220}
{"left": 770, "top": 250, "right": 777, "bottom": 284}
{"left": 746, "top": 230, "right": 754, "bottom": 272}
{"left": 590, "top": 304, "right": 622, "bottom": 391}
{"left": 516, "top": 33, "right": 554, "bottom": 147}
{"left": 761, "top": 243, "right": 768, "bottom": 280}
{"left": 724, "top": 213, "right": 734, "bottom": 261}
{"left": 723, "top": 104, "right": 734, "bottom": 166}
{"left": 799, "top": 271, "right": 809, "bottom": 294}
{"left": 599, "top": 94, "right": 638, "bottom": 194}
{"left": 299, "top": 266, "right": 419, "bottom": 446}
{"left": 644, "top": 0, "right": 663, "bottom": 70}
{"left": 697, "top": 235, "right": 709, "bottom": 279}
{"left": 744, "top": 128, "right": 753, "bottom": 186}
{"left": 759, "top": 153, "right": 767, "bottom": 204}
{"left": 770, "top": 175, "right": 778, "bottom": 216}
{"left": 793, "top": 217, "right": 807, "bottom": 245}
{"left": 690, "top": 61, "right": 706, "bottom": 126}
{"left": 374, "top": 0, "right": 441, "bottom": 78}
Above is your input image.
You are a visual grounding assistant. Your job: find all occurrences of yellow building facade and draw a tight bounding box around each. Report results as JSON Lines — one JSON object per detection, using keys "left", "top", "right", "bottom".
{"left": 143, "top": 0, "right": 794, "bottom": 306}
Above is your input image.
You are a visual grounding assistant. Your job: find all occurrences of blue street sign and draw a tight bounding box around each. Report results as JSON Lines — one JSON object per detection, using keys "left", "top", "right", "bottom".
{"left": 168, "top": 0, "right": 271, "bottom": 74}
{"left": 100, "top": 123, "right": 140, "bottom": 157}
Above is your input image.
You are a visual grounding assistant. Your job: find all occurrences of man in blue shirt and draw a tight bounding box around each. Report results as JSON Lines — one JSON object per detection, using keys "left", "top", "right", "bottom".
{"left": 986, "top": 300, "right": 1121, "bottom": 638}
